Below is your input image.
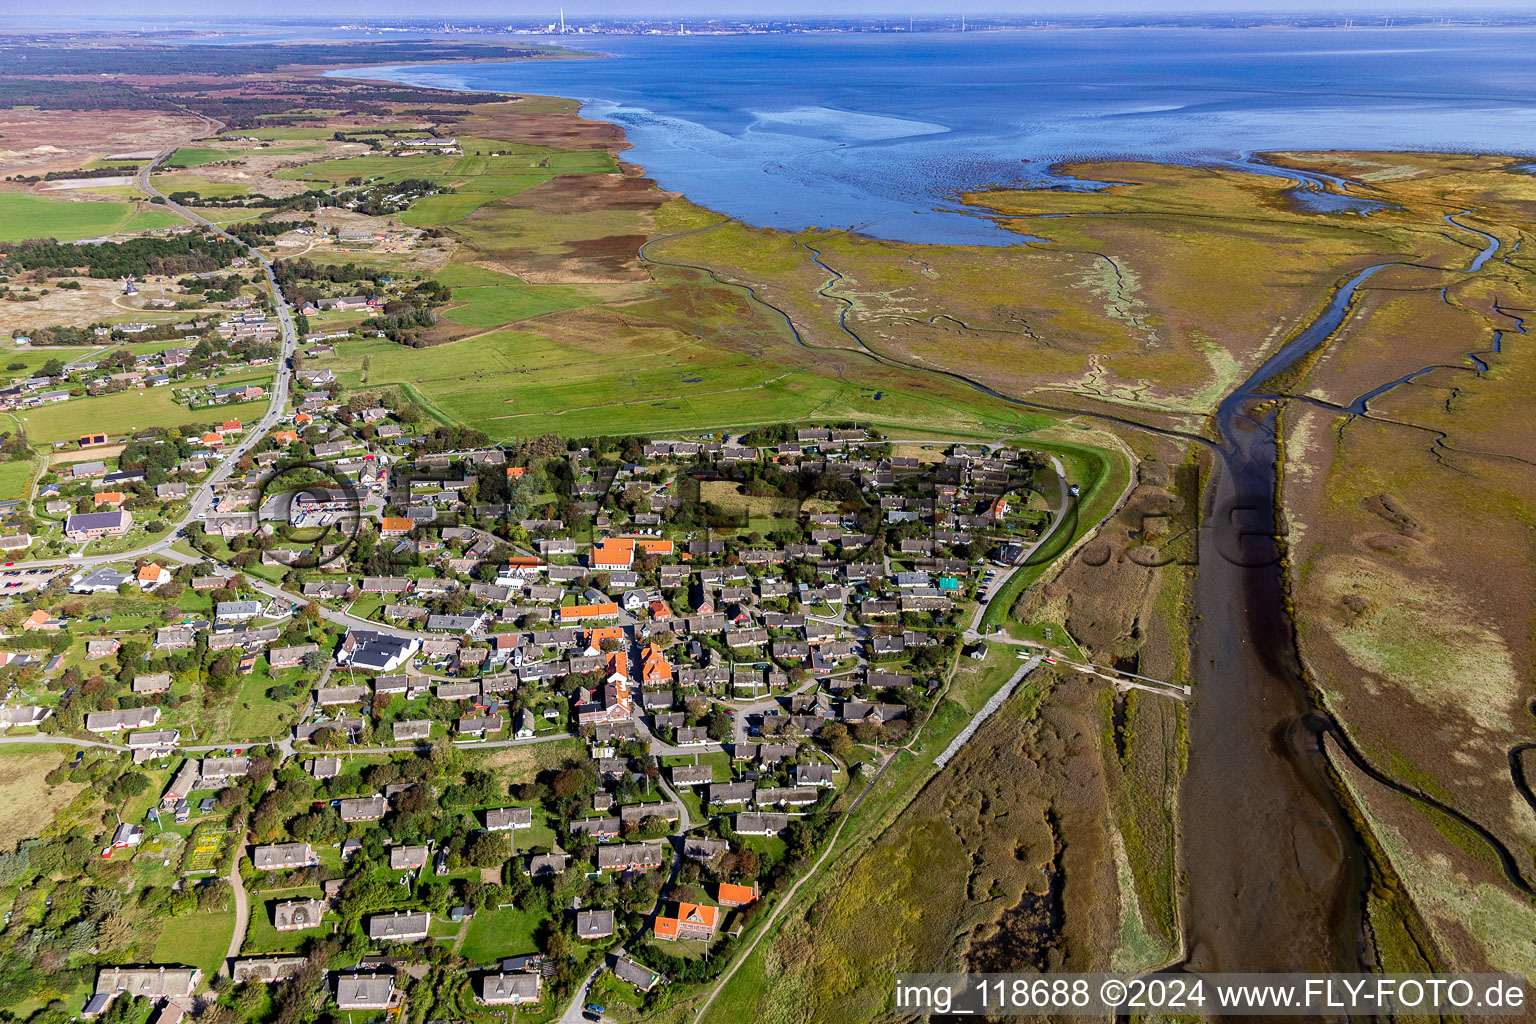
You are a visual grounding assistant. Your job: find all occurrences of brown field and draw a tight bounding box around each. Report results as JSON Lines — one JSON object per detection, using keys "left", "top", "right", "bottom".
{"left": 0, "top": 748, "right": 82, "bottom": 851}
{"left": 737, "top": 671, "right": 1129, "bottom": 1024}
{"left": 1333, "top": 743, "right": 1536, "bottom": 978}
{"left": 52, "top": 443, "right": 126, "bottom": 465}
{"left": 454, "top": 96, "right": 626, "bottom": 151}
{"left": 1284, "top": 333, "right": 1536, "bottom": 978}
{"left": 458, "top": 168, "right": 667, "bottom": 285}
{"left": 640, "top": 161, "right": 1484, "bottom": 429}
{"left": 0, "top": 108, "right": 205, "bottom": 177}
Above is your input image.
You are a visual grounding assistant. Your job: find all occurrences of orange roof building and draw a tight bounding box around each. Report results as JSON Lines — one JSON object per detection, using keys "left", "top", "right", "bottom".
{"left": 590, "top": 541, "right": 634, "bottom": 569}
{"left": 294, "top": 412, "right": 313, "bottom": 426}
{"left": 654, "top": 903, "right": 717, "bottom": 941}
{"left": 640, "top": 644, "right": 672, "bottom": 684}
{"left": 584, "top": 626, "right": 625, "bottom": 651}
{"left": 506, "top": 466, "right": 527, "bottom": 478}
{"left": 648, "top": 599, "right": 672, "bottom": 621}
{"left": 605, "top": 650, "right": 629, "bottom": 681}
{"left": 380, "top": 517, "right": 413, "bottom": 536}
{"left": 21, "top": 609, "right": 53, "bottom": 631}
{"left": 636, "top": 538, "right": 674, "bottom": 555}
{"left": 94, "top": 492, "right": 125, "bottom": 507}
{"left": 273, "top": 430, "right": 299, "bottom": 445}
{"left": 718, "top": 883, "right": 756, "bottom": 908}
{"left": 201, "top": 432, "right": 224, "bottom": 447}
{"left": 559, "top": 602, "right": 619, "bottom": 623}
{"left": 218, "top": 419, "right": 242, "bottom": 434}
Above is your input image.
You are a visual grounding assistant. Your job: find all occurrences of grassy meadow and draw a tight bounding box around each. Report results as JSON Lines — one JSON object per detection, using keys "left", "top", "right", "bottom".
{"left": 0, "top": 193, "right": 175, "bottom": 243}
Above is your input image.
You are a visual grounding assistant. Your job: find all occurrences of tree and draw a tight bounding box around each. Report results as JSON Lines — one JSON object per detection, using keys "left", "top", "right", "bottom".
{"left": 550, "top": 767, "right": 590, "bottom": 800}
{"left": 705, "top": 706, "right": 732, "bottom": 743}
{"left": 821, "top": 722, "right": 853, "bottom": 758}
{"left": 465, "top": 833, "right": 504, "bottom": 868}
{"left": 208, "top": 655, "right": 235, "bottom": 684}
{"left": 96, "top": 911, "right": 136, "bottom": 950}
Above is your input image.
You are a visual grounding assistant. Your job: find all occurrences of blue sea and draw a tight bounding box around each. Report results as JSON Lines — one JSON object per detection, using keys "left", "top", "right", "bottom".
{"left": 337, "top": 29, "right": 1536, "bottom": 244}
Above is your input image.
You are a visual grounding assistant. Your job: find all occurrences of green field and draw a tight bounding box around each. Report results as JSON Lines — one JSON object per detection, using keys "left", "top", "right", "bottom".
{"left": 275, "top": 137, "right": 619, "bottom": 228}
{"left": 183, "top": 206, "right": 267, "bottom": 226}
{"left": 458, "top": 904, "right": 545, "bottom": 965}
{"left": 123, "top": 209, "right": 186, "bottom": 232}
{"left": 439, "top": 284, "right": 588, "bottom": 330}
{"left": 0, "top": 193, "right": 165, "bottom": 243}
{"left": 14, "top": 385, "right": 271, "bottom": 444}
{"left": 0, "top": 459, "right": 36, "bottom": 501}
{"left": 225, "top": 664, "right": 308, "bottom": 740}
{"left": 310, "top": 320, "right": 1051, "bottom": 441}
{"left": 164, "top": 146, "right": 240, "bottom": 168}
{"left": 147, "top": 173, "right": 254, "bottom": 200}
{"left": 152, "top": 909, "right": 235, "bottom": 978}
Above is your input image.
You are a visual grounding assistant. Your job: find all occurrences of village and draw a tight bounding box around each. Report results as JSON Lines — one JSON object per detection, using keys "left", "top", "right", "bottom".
{"left": 0, "top": 403, "right": 1062, "bottom": 1022}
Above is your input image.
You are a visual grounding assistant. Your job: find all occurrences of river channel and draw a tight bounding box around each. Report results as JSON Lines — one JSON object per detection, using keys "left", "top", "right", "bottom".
{"left": 1179, "top": 216, "right": 1504, "bottom": 978}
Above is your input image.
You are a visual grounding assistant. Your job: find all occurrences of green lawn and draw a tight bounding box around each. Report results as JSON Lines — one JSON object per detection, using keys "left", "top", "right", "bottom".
{"left": 152, "top": 909, "right": 235, "bottom": 979}
{"left": 226, "top": 664, "right": 311, "bottom": 740}
{"left": 0, "top": 459, "right": 35, "bottom": 501}
{"left": 0, "top": 193, "right": 158, "bottom": 243}
{"left": 13, "top": 386, "right": 270, "bottom": 444}
{"left": 164, "top": 146, "right": 242, "bottom": 168}
{"left": 457, "top": 904, "right": 546, "bottom": 965}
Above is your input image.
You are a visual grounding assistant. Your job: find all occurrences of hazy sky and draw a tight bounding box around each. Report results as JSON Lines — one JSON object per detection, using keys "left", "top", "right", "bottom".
{"left": 18, "top": 1, "right": 1529, "bottom": 19}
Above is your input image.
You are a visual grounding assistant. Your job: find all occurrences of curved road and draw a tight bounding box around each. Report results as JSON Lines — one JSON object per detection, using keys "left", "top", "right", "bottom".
{"left": 20, "top": 117, "right": 300, "bottom": 571}
{"left": 220, "top": 846, "right": 250, "bottom": 978}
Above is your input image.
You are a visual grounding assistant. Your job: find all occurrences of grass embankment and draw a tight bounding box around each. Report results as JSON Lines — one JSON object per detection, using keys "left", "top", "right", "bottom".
{"left": 980, "top": 436, "right": 1132, "bottom": 632}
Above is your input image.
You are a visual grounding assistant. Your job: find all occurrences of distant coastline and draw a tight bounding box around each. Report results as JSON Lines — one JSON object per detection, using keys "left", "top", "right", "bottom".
{"left": 330, "top": 28, "right": 1536, "bottom": 245}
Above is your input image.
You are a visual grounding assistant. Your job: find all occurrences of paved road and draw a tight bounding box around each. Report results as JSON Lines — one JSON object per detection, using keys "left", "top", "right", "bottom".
{"left": 558, "top": 964, "right": 603, "bottom": 1024}
{"left": 20, "top": 117, "right": 298, "bottom": 571}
